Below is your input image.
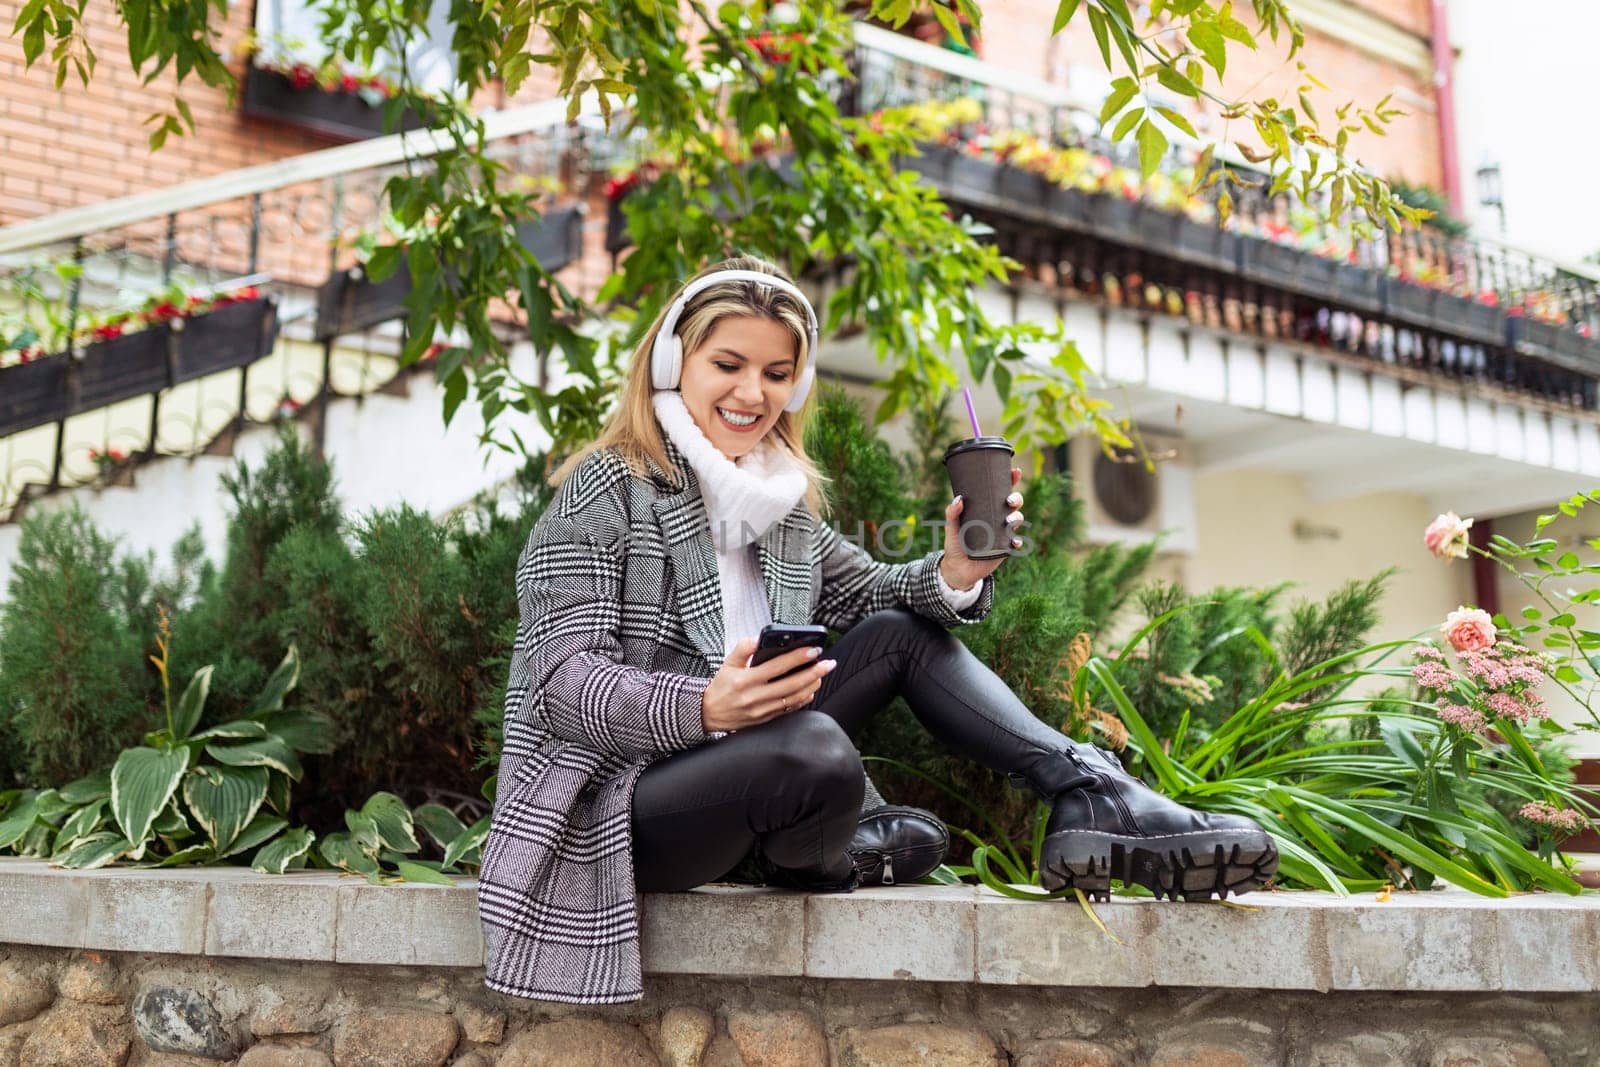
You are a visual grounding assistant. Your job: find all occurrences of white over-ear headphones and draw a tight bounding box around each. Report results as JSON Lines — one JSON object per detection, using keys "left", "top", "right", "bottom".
{"left": 649, "top": 268, "right": 819, "bottom": 413}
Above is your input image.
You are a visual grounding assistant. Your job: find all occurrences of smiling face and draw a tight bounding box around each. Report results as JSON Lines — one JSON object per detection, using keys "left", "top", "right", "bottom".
{"left": 678, "top": 314, "right": 801, "bottom": 461}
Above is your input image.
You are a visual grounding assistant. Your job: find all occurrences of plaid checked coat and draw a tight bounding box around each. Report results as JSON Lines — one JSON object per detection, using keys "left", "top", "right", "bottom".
{"left": 478, "top": 435, "right": 994, "bottom": 1004}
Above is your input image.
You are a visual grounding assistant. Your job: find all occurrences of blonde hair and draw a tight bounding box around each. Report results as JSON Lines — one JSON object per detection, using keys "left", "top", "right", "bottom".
{"left": 549, "top": 255, "right": 831, "bottom": 516}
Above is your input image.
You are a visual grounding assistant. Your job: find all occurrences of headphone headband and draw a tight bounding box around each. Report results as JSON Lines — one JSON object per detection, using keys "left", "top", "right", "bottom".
{"left": 650, "top": 268, "right": 819, "bottom": 412}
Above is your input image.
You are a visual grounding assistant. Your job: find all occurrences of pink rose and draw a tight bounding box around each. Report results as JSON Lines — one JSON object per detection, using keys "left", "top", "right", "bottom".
{"left": 1441, "top": 607, "right": 1496, "bottom": 653}
{"left": 1423, "top": 511, "right": 1473, "bottom": 562}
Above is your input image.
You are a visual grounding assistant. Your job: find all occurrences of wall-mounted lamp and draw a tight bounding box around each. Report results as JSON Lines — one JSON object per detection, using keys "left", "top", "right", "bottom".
{"left": 1475, "top": 156, "right": 1506, "bottom": 235}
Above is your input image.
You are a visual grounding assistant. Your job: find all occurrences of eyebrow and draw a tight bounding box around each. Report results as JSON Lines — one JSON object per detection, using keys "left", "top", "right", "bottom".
{"left": 710, "top": 347, "right": 796, "bottom": 369}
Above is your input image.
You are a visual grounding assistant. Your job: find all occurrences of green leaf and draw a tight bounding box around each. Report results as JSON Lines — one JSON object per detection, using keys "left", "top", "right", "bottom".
{"left": 58, "top": 771, "right": 111, "bottom": 805}
{"left": 51, "top": 832, "right": 134, "bottom": 870}
{"left": 182, "top": 765, "right": 269, "bottom": 853}
{"left": 257, "top": 710, "right": 337, "bottom": 754}
{"left": 1155, "top": 65, "right": 1199, "bottom": 98}
{"left": 220, "top": 814, "right": 289, "bottom": 859}
{"left": 1186, "top": 22, "right": 1225, "bottom": 77}
{"left": 320, "top": 831, "right": 381, "bottom": 878}
{"left": 394, "top": 860, "right": 455, "bottom": 886}
{"left": 244, "top": 646, "right": 301, "bottom": 718}
{"left": 359, "top": 792, "right": 421, "bottom": 853}
{"left": 206, "top": 738, "right": 303, "bottom": 781}
{"left": 1137, "top": 120, "right": 1167, "bottom": 181}
{"left": 1051, "top": 0, "right": 1082, "bottom": 34}
{"left": 173, "top": 665, "right": 212, "bottom": 740}
{"left": 414, "top": 804, "right": 469, "bottom": 852}
{"left": 1099, "top": 77, "right": 1139, "bottom": 126}
{"left": 0, "top": 794, "right": 40, "bottom": 850}
{"left": 1153, "top": 106, "right": 1197, "bottom": 139}
{"left": 54, "top": 800, "right": 108, "bottom": 850}
{"left": 253, "top": 827, "right": 315, "bottom": 874}
{"left": 193, "top": 719, "right": 268, "bottom": 741}
{"left": 442, "top": 814, "right": 490, "bottom": 870}
{"left": 157, "top": 844, "right": 216, "bottom": 866}
{"left": 111, "top": 746, "right": 191, "bottom": 848}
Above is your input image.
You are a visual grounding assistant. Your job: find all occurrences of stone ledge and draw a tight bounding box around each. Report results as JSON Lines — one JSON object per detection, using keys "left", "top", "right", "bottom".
{"left": 2, "top": 858, "right": 1598, "bottom": 992}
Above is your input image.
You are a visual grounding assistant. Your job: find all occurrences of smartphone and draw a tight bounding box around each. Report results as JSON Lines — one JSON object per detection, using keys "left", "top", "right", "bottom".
{"left": 749, "top": 623, "right": 830, "bottom": 678}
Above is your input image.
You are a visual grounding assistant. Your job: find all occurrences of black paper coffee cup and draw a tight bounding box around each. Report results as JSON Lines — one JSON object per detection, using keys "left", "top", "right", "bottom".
{"left": 943, "top": 436, "right": 1015, "bottom": 560}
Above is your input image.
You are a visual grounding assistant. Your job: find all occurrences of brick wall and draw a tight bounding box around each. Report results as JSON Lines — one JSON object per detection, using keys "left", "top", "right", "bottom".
{"left": 0, "top": 1, "right": 1445, "bottom": 223}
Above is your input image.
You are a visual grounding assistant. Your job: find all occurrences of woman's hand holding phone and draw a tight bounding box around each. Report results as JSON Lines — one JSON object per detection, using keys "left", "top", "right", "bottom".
{"left": 701, "top": 636, "right": 836, "bottom": 733}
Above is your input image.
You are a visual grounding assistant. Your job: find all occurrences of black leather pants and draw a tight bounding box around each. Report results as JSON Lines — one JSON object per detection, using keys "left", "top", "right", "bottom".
{"left": 631, "top": 607, "right": 1074, "bottom": 890}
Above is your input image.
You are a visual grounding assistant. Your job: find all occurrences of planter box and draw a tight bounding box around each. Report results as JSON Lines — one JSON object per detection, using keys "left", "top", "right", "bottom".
{"left": 995, "top": 165, "right": 1051, "bottom": 214}
{"left": 0, "top": 356, "right": 70, "bottom": 437}
{"left": 1166, "top": 217, "right": 1239, "bottom": 272}
{"left": 1237, "top": 238, "right": 1306, "bottom": 292}
{"left": 240, "top": 64, "right": 425, "bottom": 142}
{"left": 1331, "top": 263, "right": 1383, "bottom": 314}
{"left": 1507, "top": 317, "right": 1600, "bottom": 373}
{"left": 1382, "top": 277, "right": 1439, "bottom": 331}
{"left": 315, "top": 265, "right": 413, "bottom": 342}
{"left": 605, "top": 196, "right": 630, "bottom": 253}
{"left": 515, "top": 204, "right": 585, "bottom": 275}
{"left": 1433, "top": 292, "right": 1505, "bottom": 347}
{"left": 171, "top": 298, "right": 278, "bottom": 384}
{"left": 942, "top": 152, "right": 1005, "bottom": 205}
{"left": 1044, "top": 185, "right": 1091, "bottom": 231}
{"left": 1292, "top": 254, "right": 1341, "bottom": 301}
{"left": 1087, "top": 194, "right": 1143, "bottom": 244}
{"left": 77, "top": 326, "right": 173, "bottom": 411}
{"left": 1136, "top": 208, "right": 1184, "bottom": 257}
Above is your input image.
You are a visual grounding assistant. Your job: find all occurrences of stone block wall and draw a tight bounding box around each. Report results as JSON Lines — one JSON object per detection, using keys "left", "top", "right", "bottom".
{"left": 0, "top": 944, "right": 1594, "bottom": 1067}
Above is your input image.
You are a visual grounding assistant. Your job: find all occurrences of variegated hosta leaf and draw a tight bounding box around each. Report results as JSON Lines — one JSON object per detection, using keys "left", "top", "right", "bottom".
{"left": 54, "top": 800, "right": 108, "bottom": 852}
{"left": 244, "top": 646, "right": 301, "bottom": 718}
{"left": 0, "top": 793, "right": 42, "bottom": 851}
{"left": 19, "top": 823, "right": 52, "bottom": 858}
{"left": 442, "top": 814, "right": 490, "bottom": 870}
{"left": 359, "top": 792, "right": 420, "bottom": 853}
{"left": 157, "top": 844, "right": 216, "bottom": 866}
{"left": 173, "top": 664, "right": 213, "bottom": 740}
{"left": 153, "top": 798, "right": 191, "bottom": 839}
{"left": 182, "top": 765, "right": 269, "bottom": 853}
{"left": 33, "top": 789, "right": 73, "bottom": 824}
{"left": 252, "top": 827, "right": 314, "bottom": 874}
{"left": 319, "top": 831, "right": 380, "bottom": 878}
{"left": 265, "top": 772, "right": 291, "bottom": 816}
{"left": 111, "top": 746, "right": 191, "bottom": 848}
{"left": 205, "top": 738, "right": 302, "bottom": 781}
{"left": 394, "top": 860, "right": 454, "bottom": 886}
{"left": 220, "top": 814, "right": 288, "bottom": 859}
{"left": 193, "top": 720, "right": 269, "bottom": 742}
{"left": 343, "top": 812, "right": 382, "bottom": 853}
{"left": 258, "top": 710, "right": 337, "bottom": 754}
{"left": 52, "top": 831, "right": 134, "bottom": 870}
{"left": 414, "top": 804, "right": 468, "bottom": 852}
{"left": 58, "top": 771, "right": 111, "bottom": 806}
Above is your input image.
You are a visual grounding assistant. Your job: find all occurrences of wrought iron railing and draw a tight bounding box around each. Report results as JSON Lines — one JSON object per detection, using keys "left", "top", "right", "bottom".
{"left": 0, "top": 99, "right": 611, "bottom": 521}
{"left": 848, "top": 22, "right": 1600, "bottom": 409}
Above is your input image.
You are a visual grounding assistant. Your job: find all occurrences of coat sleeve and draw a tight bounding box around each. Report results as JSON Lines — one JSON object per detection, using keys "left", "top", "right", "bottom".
{"left": 810, "top": 521, "right": 994, "bottom": 633}
{"left": 510, "top": 464, "right": 711, "bottom": 761}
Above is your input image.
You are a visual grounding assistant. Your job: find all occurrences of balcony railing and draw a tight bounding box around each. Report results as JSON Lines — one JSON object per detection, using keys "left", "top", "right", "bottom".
{"left": 0, "top": 99, "right": 613, "bottom": 521}
{"left": 847, "top": 23, "right": 1600, "bottom": 412}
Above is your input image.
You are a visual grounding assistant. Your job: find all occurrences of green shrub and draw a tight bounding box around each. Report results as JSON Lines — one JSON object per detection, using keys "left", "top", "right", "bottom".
{"left": 0, "top": 508, "right": 154, "bottom": 786}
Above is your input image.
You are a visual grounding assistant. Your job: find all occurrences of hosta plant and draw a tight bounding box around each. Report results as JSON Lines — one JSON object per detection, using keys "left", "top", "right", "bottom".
{"left": 0, "top": 620, "right": 488, "bottom": 883}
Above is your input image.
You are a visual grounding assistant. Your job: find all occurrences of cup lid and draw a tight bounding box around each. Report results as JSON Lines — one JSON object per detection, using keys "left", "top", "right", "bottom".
{"left": 944, "top": 436, "right": 1014, "bottom": 461}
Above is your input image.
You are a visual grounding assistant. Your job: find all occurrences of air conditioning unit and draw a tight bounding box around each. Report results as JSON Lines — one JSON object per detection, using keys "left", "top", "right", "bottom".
{"left": 1061, "top": 430, "right": 1198, "bottom": 555}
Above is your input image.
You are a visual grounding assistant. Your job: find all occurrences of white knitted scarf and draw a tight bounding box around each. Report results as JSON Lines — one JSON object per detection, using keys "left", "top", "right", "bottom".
{"left": 651, "top": 390, "right": 808, "bottom": 551}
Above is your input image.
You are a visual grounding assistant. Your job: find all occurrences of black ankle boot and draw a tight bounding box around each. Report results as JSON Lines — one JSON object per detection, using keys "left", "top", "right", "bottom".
{"left": 1034, "top": 743, "right": 1279, "bottom": 901}
{"left": 756, "top": 805, "right": 949, "bottom": 891}
{"left": 849, "top": 805, "right": 949, "bottom": 886}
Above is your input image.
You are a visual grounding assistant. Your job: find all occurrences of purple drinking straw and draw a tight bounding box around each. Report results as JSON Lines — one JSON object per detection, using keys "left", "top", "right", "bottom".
{"left": 962, "top": 386, "right": 982, "bottom": 439}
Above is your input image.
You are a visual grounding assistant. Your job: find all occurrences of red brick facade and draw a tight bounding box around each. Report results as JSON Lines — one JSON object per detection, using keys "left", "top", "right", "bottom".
{"left": 0, "top": 1, "right": 1444, "bottom": 224}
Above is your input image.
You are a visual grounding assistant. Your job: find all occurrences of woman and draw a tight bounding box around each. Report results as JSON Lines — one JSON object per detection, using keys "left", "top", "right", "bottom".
{"left": 479, "top": 256, "right": 1279, "bottom": 1005}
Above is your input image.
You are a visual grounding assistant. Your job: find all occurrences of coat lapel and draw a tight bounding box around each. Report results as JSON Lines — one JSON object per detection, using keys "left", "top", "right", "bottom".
{"left": 648, "top": 438, "right": 727, "bottom": 669}
{"left": 647, "top": 435, "right": 817, "bottom": 664}
{"left": 755, "top": 506, "right": 815, "bottom": 626}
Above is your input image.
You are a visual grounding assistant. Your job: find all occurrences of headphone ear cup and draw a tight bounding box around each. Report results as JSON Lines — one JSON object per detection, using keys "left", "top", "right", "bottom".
{"left": 669, "top": 335, "right": 684, "bottom": 390}
{"left": 785, "top": 361, "right": 815, "bottom": 412}
{"left": 652, "top": 330, "right": 683, "bottom": 391}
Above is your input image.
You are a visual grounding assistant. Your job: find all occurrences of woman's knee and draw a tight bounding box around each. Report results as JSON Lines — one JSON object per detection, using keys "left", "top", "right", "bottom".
{"left": 857, "top": 607, "right": 956, "bottom": 654}
{"left": 764, "top": 711, "right": 864, "bottom": 794}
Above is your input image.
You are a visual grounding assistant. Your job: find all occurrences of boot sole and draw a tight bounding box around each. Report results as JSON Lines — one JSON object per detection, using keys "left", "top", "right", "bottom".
{"left": 1038, "top": 828, "right": 1279, "bottom": 902}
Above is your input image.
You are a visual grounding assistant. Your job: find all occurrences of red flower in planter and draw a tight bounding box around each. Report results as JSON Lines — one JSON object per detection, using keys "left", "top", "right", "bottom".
{"left": 91, "top": 323, "right": 125, "bottom": 341}
{"left": 422, "top": 342, "right": 447, "bottom": 361}
{"left": 340, "top": 73, "right": 361, "bottom": 93}
{"left": 1476, "top": 288, "right": 1499, "bottom": 306}
{"left": 289, "top": 63, "right": 317, "bottom": 90}
{"left": 146, "top": 301, "right": 183, "bottom": 322}
{"left": 1507, "top": 304, "right": 1526, "bottom": 318}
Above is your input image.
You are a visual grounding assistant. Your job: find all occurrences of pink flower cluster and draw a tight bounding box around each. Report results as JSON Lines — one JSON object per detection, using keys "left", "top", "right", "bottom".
{"left": 1517, "top": 801, "right": 1587, "bottom": 834}
{"left": 1411, "top": 638, "right": 1552, "bottom": 735}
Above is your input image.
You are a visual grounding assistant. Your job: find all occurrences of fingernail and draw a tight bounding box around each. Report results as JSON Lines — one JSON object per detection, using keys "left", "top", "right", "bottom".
{"left": 820, "top": 659, "right": 837, "bottom": 672}
{"left": 806, "top": 646, "right": 822, "bottom": 657}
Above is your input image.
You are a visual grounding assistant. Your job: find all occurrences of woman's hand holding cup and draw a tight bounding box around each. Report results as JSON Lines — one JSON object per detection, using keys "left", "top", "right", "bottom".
{"left": 701, "top": 636, "right": 836, "bottom": 733}
{"left": 940, "top": 466, "right": 1024, "bottom": 591}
